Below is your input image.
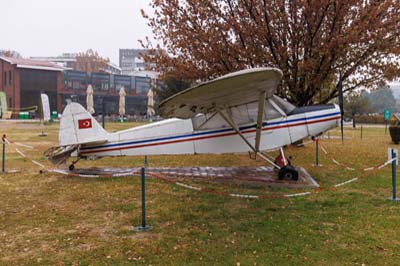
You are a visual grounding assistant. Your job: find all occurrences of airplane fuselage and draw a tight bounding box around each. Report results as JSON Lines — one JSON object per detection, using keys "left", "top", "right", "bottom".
{"left": 78, "top": 105, "right": 341, "bottom": 158}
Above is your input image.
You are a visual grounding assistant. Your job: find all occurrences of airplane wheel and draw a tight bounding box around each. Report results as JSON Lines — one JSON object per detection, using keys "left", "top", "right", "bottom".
{"left": 69, "top": 164, "right": 75, "bottom": 171}
{"left": 278, "top": 165, "right": 299, "bottom": 181}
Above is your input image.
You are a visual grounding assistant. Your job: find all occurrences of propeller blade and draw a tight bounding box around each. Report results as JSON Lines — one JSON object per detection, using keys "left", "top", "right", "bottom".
{"left": 338, "top": 74, "right": 344, "bottom": 142}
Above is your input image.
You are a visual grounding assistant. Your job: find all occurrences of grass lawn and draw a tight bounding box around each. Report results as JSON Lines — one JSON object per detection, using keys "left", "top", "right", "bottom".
{"left": 1, "top": 121, "right": 400, "bottom": 265}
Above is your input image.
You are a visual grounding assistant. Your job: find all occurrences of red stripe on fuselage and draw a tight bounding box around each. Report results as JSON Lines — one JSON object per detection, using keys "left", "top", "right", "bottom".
{"left": 80, "top": 115, "right": 340, "bottom": 155}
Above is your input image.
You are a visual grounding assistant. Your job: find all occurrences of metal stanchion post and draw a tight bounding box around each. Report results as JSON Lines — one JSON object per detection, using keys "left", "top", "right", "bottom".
{"left": 312, "top": 138, "right": 321, "bottom": 167}
{"left": 1, "top": 134, "right": 5, "bottom": 174}
{"left": 389, "top": 150, "right": 399, "bottom": 201}
{"left": 361, "top": 125, "right": 363, "bottom": 140}
{"left": 316, "top": 138, "right": 319, "bottom": 166}
{"left": 135, "top": 167, "right": 151, "bottom": 231}
{"left": 392, "top": 150, "right": 396, "bottom": 199}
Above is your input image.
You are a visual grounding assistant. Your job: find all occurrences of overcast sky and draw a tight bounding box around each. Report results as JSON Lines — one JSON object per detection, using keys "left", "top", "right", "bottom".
{"left": 1, "top": 0, "right": 153, "bottom": 64}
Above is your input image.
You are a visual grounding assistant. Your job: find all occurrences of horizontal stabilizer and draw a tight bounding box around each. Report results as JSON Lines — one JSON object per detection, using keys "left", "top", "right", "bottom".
{"left": 44, "top": 144, "right": 79, "bottom": 166}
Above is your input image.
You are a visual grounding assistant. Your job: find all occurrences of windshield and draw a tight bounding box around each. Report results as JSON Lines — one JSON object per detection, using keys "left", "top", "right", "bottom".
{"left": 272, "top": 95, "right": 296, "bottom": 114}
{"left": 191, "top": 97, "right": 286, "bottom": 131}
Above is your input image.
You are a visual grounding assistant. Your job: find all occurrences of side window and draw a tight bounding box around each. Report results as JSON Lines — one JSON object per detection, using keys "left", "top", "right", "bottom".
{"left": 192, "top": 112, "right": 229, "bottom": 130}
{"left": 192, "top": 98, "right": 285, "bottom": 131}
{"left": 201, "top": 112, "right": 229, "bottom": 129}
{"left": 231, "top": 105, "right": 251, "bottom": 125}
{"left": 264, "top": 100, "right": 282, "bottom": 120}
{"left": 9, "top": 71, "right": 12, "bottom": 85}
{"left": 246, "top": 102, "right": 258, "bottom": 123}
{"left": 3, "top": 72, "right": 6, "bottom": 86}
{"left": 239, "top": 100, "right": 283, "bottom": 122}
{"left": 192, "top": 113, "right": 207, "bottom": 129}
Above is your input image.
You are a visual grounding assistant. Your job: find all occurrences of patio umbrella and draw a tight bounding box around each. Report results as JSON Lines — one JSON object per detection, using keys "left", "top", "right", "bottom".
{"left": 147, "top": 88, "right": 155, "bottom": 117}
{"left": 86, "top": 85, "right": 95, "bottom": 114}
{"left": 119, "top": 87, "right": 126, "bottom": 116}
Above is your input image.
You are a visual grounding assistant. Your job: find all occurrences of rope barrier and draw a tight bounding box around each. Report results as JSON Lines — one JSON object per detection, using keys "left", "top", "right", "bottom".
{"left": 319, "top": 141, "right": 391, "bottom": 172}
{"left": 318, "top": 143, "right": 356, "bottom": 171}
{"left": 40, "top": 161, "right": 394, "bottom": 200}
{"left": 14, "top": 143, "right": 34, "bottom": 149}
{"left": 2, "top": 136, "right": 396, "bottom": 200}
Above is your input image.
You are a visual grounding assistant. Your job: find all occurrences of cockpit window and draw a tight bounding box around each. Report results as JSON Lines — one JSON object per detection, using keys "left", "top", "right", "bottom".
{"left": 264, "top": 100, "right": 282, "bottom": 120}
{"left": 192, "top": 112, "right": 229, "bottom": 130}
{"left": 192, "top": 97, "right": 286, "bottom": 131}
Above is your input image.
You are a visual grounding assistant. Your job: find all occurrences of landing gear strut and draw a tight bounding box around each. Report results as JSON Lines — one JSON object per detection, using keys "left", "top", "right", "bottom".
{"left": 215, "top": 107, "right": 300, "bottom": 181}
{"left": 274, "top": 148, "right": 299, "bottom": 181}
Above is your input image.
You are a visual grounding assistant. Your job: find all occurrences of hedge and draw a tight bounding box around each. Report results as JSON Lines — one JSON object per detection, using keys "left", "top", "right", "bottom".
{"left": 354, "top": 115, "right": 397, "bottom": 125}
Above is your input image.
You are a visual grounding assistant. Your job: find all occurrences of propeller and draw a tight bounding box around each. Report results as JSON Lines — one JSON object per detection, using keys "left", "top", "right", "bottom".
{"left": 338, "top": 73, "right": 344, "bottom": 142}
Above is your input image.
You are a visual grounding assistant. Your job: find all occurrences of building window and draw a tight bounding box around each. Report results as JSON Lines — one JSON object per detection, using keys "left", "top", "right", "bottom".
{"left": 8, "top": 97, "right": 12, "bottom": 107}
{"left": 72, "top": 80, "right": 86, "bottom": 90}
{"left": 63, "top": 71, "right": 87, "bottom": 91}
{"left": 9, "top": 71, "right": 12, "bottom": 86}
{"left": 3, "top": 72, "right": 6, "bottom": 86}
{"left": 91, "top": 73, "right": 110, "bottom": 91}
{"left": 114, "top": 75, "right": 131, "bottom": 93}
{"left": 135, "top": 77, "right": 151, "bottom": 95}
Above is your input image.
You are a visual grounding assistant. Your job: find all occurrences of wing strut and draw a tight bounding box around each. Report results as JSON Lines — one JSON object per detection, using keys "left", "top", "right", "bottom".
{"left": 255, "top": 91, "right": 267, "bottom": 153}
{"left": 216, "top": 108, "right": 281, "bottom": 169}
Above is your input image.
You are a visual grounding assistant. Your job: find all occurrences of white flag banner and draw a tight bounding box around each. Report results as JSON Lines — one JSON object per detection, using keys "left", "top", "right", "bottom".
{"left": 40, "top": 93, "right": 51, "bottom": 121}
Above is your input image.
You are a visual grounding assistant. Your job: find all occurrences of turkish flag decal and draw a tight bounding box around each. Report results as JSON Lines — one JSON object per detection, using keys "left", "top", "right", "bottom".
{"left": 78, "top": 118, "right": 92, "bottom": 129}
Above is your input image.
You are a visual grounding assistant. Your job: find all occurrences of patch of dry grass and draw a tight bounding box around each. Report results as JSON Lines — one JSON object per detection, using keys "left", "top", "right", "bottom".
{"left": 1, "top": 121, "right": 400, "bottom": 265}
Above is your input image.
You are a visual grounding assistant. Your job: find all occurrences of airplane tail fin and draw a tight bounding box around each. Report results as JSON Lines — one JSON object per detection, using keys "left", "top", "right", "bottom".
{"left": 59, "top": 102, "right": 108, "bottom": 146}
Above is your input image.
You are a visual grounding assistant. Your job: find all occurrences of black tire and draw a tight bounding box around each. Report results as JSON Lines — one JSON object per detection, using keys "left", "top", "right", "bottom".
{"left": 69, "top": 164, "right": 75, "bottom": 171}
{"left": 278, "top": 165, "right": 299, "bottom": 181}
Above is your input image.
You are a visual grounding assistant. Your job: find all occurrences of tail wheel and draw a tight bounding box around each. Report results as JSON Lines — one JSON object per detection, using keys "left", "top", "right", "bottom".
{"left": 278, "top": 165, "right": 299, "bottom": 181}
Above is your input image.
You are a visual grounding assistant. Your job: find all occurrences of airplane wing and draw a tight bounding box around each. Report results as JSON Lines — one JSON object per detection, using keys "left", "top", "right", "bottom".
{"left": 159, "top": 67, "right": 283, "bottom": 119}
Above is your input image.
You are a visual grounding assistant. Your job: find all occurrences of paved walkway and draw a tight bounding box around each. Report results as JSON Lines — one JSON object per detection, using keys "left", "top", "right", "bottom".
{"left": 73, "top": 166, "right": 319, "bottom": 189}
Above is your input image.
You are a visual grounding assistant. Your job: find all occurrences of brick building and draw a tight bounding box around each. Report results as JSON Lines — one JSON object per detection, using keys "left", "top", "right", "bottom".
{"left": 1, "top": 56, "right": 162, "bottom": 116}
{"left": 0, "top": 56, "right": 63, "bottom": 112}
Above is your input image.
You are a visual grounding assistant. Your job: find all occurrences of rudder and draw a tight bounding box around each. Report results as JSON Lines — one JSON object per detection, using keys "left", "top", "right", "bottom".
{"left": 59, "top": 102, "right": 108, "bottom": 146}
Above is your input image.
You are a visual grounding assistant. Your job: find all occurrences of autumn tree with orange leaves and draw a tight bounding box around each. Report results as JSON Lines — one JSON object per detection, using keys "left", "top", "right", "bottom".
{"left": 142, "top": 0, "right": 400, "bottom": 106}
{"left": 75, "top": 49, "right": 109, "bottom": 73}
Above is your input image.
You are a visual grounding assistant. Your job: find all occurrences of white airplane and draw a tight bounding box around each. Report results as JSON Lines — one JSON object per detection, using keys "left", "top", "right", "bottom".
{"left": 45, "top": 68, "right": 341, "bottom": 180}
